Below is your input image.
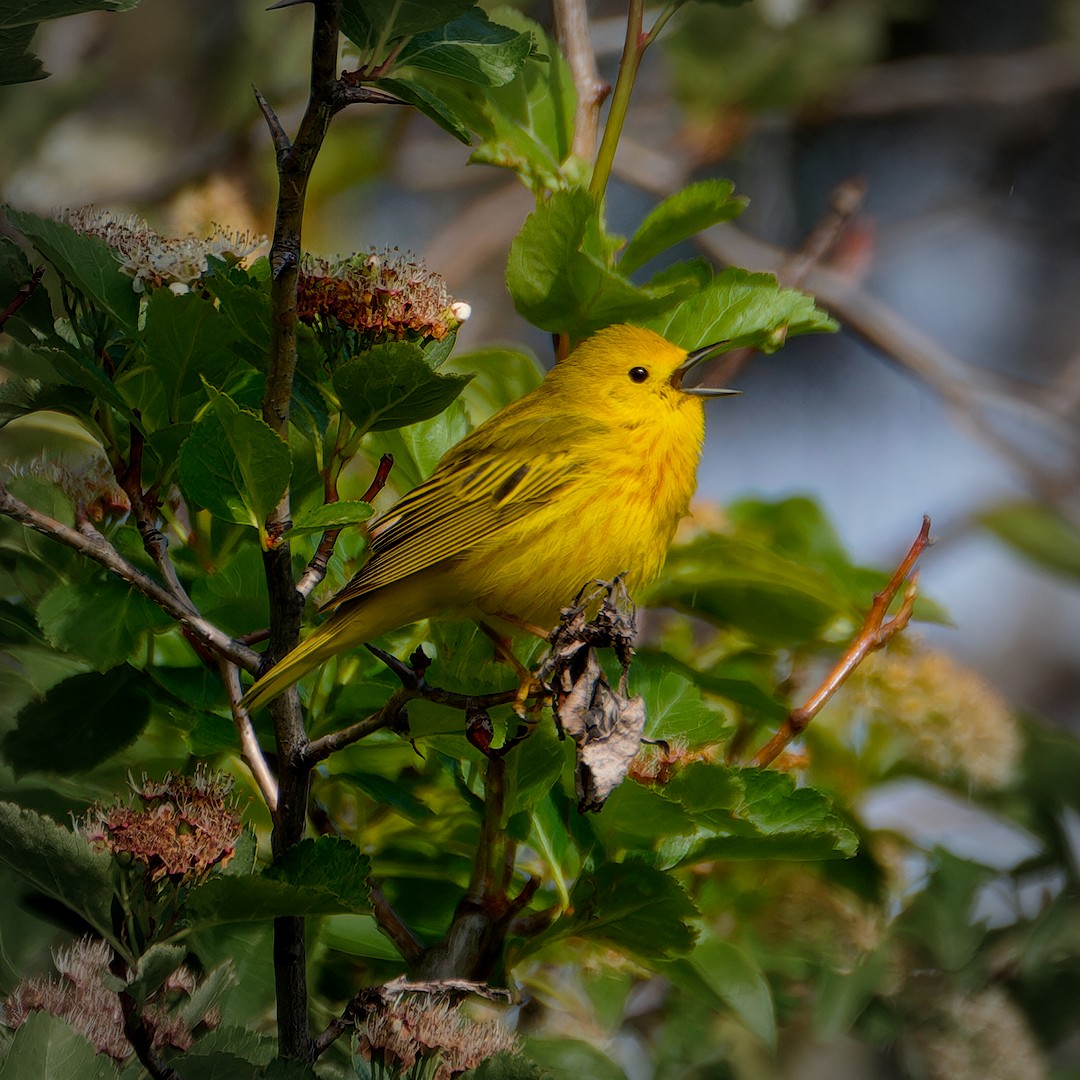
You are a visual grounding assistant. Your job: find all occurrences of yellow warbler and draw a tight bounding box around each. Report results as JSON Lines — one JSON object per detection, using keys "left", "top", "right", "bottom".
{"left": 241, "top": 324, "right": 736, "bottom": 712}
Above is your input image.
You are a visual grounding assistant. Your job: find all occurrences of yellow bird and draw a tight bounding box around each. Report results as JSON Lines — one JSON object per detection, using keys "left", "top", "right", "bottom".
{"left": 241, "top": 324, "right": 736, "bottom": 712}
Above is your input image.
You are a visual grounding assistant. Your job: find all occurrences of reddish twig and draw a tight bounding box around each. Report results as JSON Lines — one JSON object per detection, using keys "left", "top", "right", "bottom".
{"left": 369, "top": 880, "right": 424, "bottom": 963}
{"left": 752, "top": 516, "right": 933, "bottom": 768}
{"left": 297, "top": 453, "right": 394, "bottom": 600}
{"left": 0, "top": 265, "right": 44, "bottom": 332}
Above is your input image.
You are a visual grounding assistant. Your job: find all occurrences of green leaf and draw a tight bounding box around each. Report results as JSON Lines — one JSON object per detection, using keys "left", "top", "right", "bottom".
{"left": 322, "top": 913, "right": 408, "bottom": 962}
{"left": 3, "top": 665, "right": 153, "bottom": 776}
{"left": 24, "top": 344, "right": 137, "bottom": 425}
{"left": 332, "top": 342, "right": 472, "bottom": 435}
{"left": 507, "top": 189, "right": 697, "bottom": 340}
{"left": 619, "top": 180, "right": 748, "bottom": 275}
{"left": 537, "top": 860, "right": 698, "bottom": 958}
{"left": 664, "top": 764, "right": 858, "bottom": 861}
{"left": 0, "top": 23, "right": 43, "bottom": 85}
{"left": 186, "top": 836, "right": 372, "bottom": 922}
{"left": 470, "top": 1052, "right": 550, "bottom": 1080}
{"left": 979, "top": 500, "right": 1080, "bottom": 581}
{"left": 283, "top": 499, "right": 373, "bottom": 540}
{"left": 5, "top": 209, "right": 139, "bottom": 335}
{"left": 642, "top": 266, "right": 836, "bottom": 352}
{"left": 0, "top": 802, "right": 117, "bottom": 945}
{"left": 0, "top": 1011, "right": 118, "bottom": 1080}
{"left": 177, "top": 383, "right": 292, "bottom": 531}
{"left": 396, "top": 8, "right": 534, "bottom": 86}
{"left": 650, "top": 533, "right": 848, "bottom": 645}
{"left": 36, "top": 576, "right": 168, "bottom": 671}
{"left": 1, "top": 0, "right": 140, "bottom": 28}
{"left": 633, "top": 656, "right": 729, "bottom": 743}
{"left": 0, "top": 376, "right": 92, "bottom": 430}
{"left": 340, "top": 0, "right": 474, "bottom": 53}
{"left": 138, "top": 289, "right": 243, "bottom": 423}
{"left": 376, "top": 77, "right": 473, "bottom": 143}
{"left": 370, "top": 398, "right": 470, "bottom": 489}
{"left": 671, "top": 937, "right": 777, "bottom": 1048}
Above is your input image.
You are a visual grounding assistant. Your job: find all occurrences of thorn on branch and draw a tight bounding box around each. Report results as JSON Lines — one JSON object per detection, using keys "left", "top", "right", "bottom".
{"left": 752, "top": 515, "right": 933, "bottom": 768}
{"left": 252, "top": 85, "right": 292, "bottom": 155}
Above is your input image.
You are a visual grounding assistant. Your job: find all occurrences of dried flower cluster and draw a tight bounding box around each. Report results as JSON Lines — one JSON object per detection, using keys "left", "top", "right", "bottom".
{"left": 9, "top": 452, "right": 129, "bottom": 521}
{"left": 79, "top": 766, "right": 243, "bottom": 885}
{"left": 297, "top": 250, "right": 470, "bottom": 343}
{"left": 358, "top": 994, "right": 517, "bottom": 1080}
{"left": 844, "top": 643, "right": 1021, "bottom": 789}
{"left": 903, "top": 984, "right": 1048, "bottom": 1080}
{"left": 2, "top": 938, "right": 213, "bottom": 1061}
{"left": 61, "top": 206, "right": 264, "bottom": 293}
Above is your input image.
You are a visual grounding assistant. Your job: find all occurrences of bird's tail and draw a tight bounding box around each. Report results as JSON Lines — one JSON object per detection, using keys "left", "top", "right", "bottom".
{"left": 239, "top": 610, "right": 367, "bottom": 713}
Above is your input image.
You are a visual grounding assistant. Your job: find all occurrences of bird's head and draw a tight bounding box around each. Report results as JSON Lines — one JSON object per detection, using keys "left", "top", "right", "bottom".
{"left": 551, "top": 324, "right": 739, "bottom": 422}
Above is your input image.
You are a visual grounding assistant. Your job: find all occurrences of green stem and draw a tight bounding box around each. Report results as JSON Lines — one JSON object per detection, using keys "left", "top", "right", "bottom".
{"left": 642, "top": 0, "right": 681, "bottom": 48}
{"left": 588, "top": 0, "right": 645, "bottom": 203}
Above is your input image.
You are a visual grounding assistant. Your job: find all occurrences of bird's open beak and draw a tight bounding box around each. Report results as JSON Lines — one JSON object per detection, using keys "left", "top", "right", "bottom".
{"left": 671, "top": 340, "right": 741, "bottom": 397}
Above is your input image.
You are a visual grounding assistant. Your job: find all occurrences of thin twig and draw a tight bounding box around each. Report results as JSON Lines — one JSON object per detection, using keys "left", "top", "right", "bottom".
{"left": 752, "top": 516, "right": 932, "bottom": 767}
{"left": 297, "top": 453, "right": 394, "bottom": 600}
{"left": 220, "top": 660, "right": 280, "bottom": 811}
{"left": 0, "top": 482, "right": 260, "bottom": 672}
{"left": 552, "top": 0, "right": 610, "bottom": 161}
{"left": 337, "top": 85, "right": 410, "bottom": 106}
{"left": 369, "top": 880, "right": 424, "bottom": 962}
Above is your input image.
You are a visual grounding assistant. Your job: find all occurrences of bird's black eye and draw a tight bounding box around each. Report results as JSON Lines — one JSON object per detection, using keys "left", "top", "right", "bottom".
{"left": 628, "top": 366, "right": 649, "bottom": 383}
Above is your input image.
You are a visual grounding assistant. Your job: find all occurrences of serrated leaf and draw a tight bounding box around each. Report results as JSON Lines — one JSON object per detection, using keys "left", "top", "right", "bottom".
{"left": 642, "top": 266, "right": 836, "bottom": 352}
{"left": 619, "top": 179, "right": 748, "bottom": 275}
{"left": 0, "top": 1011, "right": 119, "bottom": 1080}
{"left": 3, "top": 665, "right": 152, "bottom": 776}
{"left": 5, "top": 209, "right": 139, "bottom": 335}
{"left": 979, "top": 500, "right": 1080, "bottom": 581}
{"left": 340, "top": 0, "right": 474, "bottom": 53}
{"left": 396, "top": 8, "right": 533, "bottom": 86}
{"left": 507, "top": 189, "right": 698, "bottom": 339}
{"left": 332, "top": 342, "right": 472, "bottom": 435}
{"left": 283, "top": 499, "right": 373, "bottom": 540}
{"left": 36, "top": 576, "right": 168, "bottom": 671}
{"left": 536, "top": 861, "right": 698, "bottom": 958}
{"left": 186, "top": 836, "right": 371, "bottom": 922}
{"left": 138, "top": 289, "right": 243, "bottom": 423}
{"left": 0, "top": 802, "right": 117, "bottom": 945}
{"left": 177, "top": 384, "right": 292, "bottom": 531}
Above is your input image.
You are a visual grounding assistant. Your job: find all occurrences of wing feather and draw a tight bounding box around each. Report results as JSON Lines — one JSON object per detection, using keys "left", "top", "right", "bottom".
{"left": 321, "top": 410, "right": 586, "bottom": 612}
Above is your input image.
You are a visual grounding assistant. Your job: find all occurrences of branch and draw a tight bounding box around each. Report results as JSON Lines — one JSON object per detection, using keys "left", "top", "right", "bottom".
{"left": 220, "top": 660, "right": 279, "bottom": 811}
{"left": 0, "top": 482, "right": 260, "bottom": 672}
{"left": 552, "top": 0, "right": 610, "bottom": 161}
{"left": 753, "top": 516, "right": 932, "bottom": 767}
{"left": 369, "top": 879, "right": 424, "bottom": 962}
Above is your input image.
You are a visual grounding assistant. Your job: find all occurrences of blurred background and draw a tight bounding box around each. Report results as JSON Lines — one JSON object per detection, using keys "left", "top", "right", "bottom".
{"left": 6, "top": 0, "right": 1080, "bottom": 728}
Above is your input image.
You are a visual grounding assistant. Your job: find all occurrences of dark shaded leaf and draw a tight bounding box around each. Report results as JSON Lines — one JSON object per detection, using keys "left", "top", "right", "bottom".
{"left": 5, "top": 209, "right": 139, "bottom": 335}
{"left": 0, "top": 802, "right": 117, "bottom": 944}
{"left": 0, "top": 1011, "right": 118, "bottom": 1080}
{"left": 340, "top": 0, "right": 474, "bottom": 53}
{"left": 0, "top": 376, "right": 91, "bottom": 430}
{"left": 186, "top": 836, "right": 372, "bottom": 922}
{"left": 333, "top": 342, "right": 472, "bottom": 435}
{"left": 36, "top": 576, "right": 169, "bottom": 671}
{"left": 3, "top": 665, "right": 153, "bottom": 775}
{"left": 0, "top": 22, "right": 43, "bottom": 84}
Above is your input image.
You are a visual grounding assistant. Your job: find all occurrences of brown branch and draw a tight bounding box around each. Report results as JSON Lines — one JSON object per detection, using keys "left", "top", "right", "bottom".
{"left": 369, "top": 879, "right": 424, "bottom": 962}
{"left": 220, "top": 660, "right": 280, "bottom": 811}
{"left": 0, "top": 482, "right": 260, "bottom": 672}
{"left": 553, "top": 0, "right": 610, "bottom": 161}
{"left": 337, "top": 84, "right": 411, "bottom": 106}
{"left": 0, "top": 264, "right": 44, "bottom": 331}
{"left": 752, "top": 516, "right": 932, "bottom": 768}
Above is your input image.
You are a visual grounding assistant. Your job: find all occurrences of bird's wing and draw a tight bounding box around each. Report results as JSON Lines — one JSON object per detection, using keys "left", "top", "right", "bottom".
{"left": 321, "top": 412, "right": 585, "bottom": 611}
